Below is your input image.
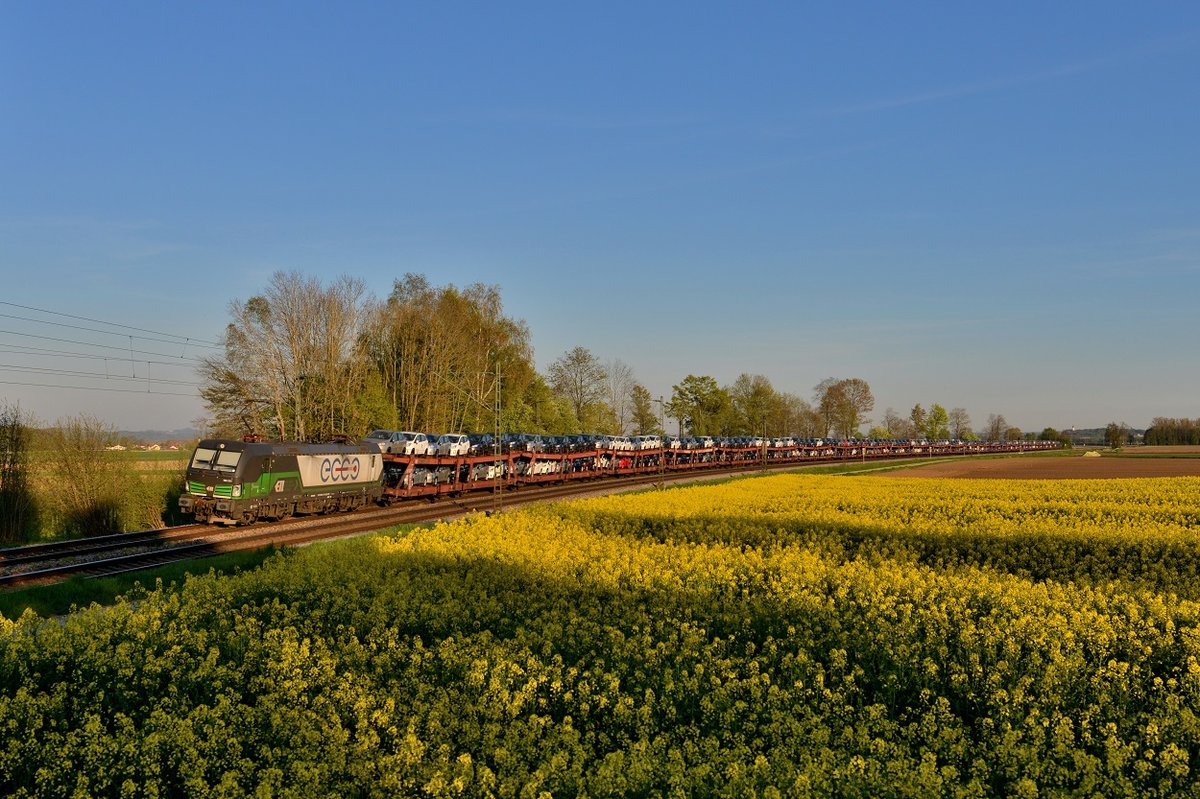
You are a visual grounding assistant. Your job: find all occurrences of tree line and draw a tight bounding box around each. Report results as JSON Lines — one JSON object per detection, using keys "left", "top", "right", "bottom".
{"left": 198, "top": 272, "right": 1033, "bottom": 446}
{"left": 1144, "top": 418, "right": 1200, "bottom": 446}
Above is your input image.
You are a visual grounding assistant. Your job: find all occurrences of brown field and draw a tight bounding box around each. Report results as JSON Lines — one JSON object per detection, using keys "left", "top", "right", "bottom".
{"left": 1122, "top": 446, "right": 1200, "bottom": 456}
{"left": 881, "top": 451, "right": 1200, "bottom": 479}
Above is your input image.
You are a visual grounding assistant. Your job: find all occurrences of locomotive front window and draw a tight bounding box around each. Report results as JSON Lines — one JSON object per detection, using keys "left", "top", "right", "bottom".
{"left": 191, "top": 448, "right": 218, "bottom": 470}
{"left": 214, "top": 450, "right": 241, "bottom": 473}
{"left": 190, "top": 447, "right": 242, "bottom": 473}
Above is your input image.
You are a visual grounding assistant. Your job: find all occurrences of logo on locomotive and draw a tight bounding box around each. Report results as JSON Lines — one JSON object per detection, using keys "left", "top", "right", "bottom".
{"left": 320, "top": 456, "right": 362, "bottom": 482}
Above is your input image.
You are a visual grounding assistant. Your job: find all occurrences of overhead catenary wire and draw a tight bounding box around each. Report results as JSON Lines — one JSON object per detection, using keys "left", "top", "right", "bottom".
{"left": 0, "top": 300, "right": 219, "bottom": 412}
{"left": 0, "top": 329, "right": 208, "bottom": 363}
{"left": 0, "top": 364, "right": 202, "bottom": 387}
{"left": 0, "top": 311, "right": 223, "bottom": 351}
{"left": 0, "top": 344, "right": 200, "bottom": 369}
{"left": 0, "top": 301, "right": 222, "bottom": 348}
{"left": 0, "top": 379, "right": 199, "bottom": 398}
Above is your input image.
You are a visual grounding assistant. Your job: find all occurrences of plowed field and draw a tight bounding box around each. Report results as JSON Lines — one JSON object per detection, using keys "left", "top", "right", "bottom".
{"left": 882, "top": 448, "right": 1200, "bottom": 479}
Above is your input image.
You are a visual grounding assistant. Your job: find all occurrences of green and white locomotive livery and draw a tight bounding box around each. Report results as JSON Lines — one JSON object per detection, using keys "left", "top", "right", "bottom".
{"left": 180, "top": 438, "right": 384, "bottom": 525}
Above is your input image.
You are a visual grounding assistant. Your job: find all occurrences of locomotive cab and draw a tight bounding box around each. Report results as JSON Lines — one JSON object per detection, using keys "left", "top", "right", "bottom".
{"left": 179, "top": 440, "right": 252, "bottom": 524}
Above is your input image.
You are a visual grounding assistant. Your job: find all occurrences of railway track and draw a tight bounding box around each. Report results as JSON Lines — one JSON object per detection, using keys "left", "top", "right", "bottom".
{"left": 0, "top": 454, "right": 931, "bottom": 590}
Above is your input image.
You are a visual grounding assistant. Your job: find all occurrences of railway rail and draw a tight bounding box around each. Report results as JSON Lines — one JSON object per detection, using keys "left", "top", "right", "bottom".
{"left": 1, "top": 462, "right": 757, "bottom": 589}
{"left": 0, "top": 445, "right": 1048, "bottom": 590}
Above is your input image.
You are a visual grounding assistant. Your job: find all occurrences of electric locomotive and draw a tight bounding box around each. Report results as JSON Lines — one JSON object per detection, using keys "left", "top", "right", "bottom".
{"left": 180, "top": 438, "right": 384, "bottom": 525}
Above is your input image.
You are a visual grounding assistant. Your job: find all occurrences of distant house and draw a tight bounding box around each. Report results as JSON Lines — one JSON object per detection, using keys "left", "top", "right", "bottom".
{"left": 146, "top": 443, "right": 161, "bottom": 451}
{"left": 104, "top": 444, "right": 126, "bottom": 451}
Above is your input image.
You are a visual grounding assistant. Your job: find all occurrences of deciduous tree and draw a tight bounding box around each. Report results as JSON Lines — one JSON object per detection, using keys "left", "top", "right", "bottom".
{"left": 363, "top": 274, "right": 533, "bottom": 435}
{"left": 201, "top": 271, "right": 371, "bottom": 440}
{"left": 605, "top": 359, "right": 636, "bottom": 435}
{"left": 926, "top": 404, "right": 950, "bottom": 440}
{"left": 1105, "top": 422, "right": 1130, "bottom": 449}
{"left": 948, "top": 407, "right": 972, "bottom": 440}
{"left": 881, "top": 408, "right": 911, "bottom": 439}
{"left": 630, "top": 384, "right": 661, "bottom": 435}
{"left": 730, "top": 374, "right": 775, "bottom": 435}
{"left": 909, "top": 404, "right": 927, "bottom": 439}
{"left": 1039, "top": 427, "right": 1073, "bottom": 447}
{"left": 815, "top": 378, "right": 874, "bottom": 439}
{"left": 549, "top": 347, "right": 609, "bottom": 428}
{"left": 668, "top": 375, "right": 731, "bottom": 436}
{"left": 982, "top": 413, "right": 1007, "bottom": 441}
{"left": 1144, "top": 418, "right": 1200, "bottom": 445}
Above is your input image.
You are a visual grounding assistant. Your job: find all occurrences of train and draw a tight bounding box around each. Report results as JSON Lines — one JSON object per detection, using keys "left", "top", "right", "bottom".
{"left": 180, "top": 438, "right": 384, "bottom": 525}
{"left": 180, "top": 433, "right": 1060, "bottom": 525}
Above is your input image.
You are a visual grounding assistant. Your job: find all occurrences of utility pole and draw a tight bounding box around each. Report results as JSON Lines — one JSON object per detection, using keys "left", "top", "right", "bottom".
{"left": 654, "top": 396, "right": 666, "bottom": 479}
{"left": 494, "top": 360, "right": 502, "bottom": 514}
{"left": 761, "top": 419, "right": 767, "bottom": 472}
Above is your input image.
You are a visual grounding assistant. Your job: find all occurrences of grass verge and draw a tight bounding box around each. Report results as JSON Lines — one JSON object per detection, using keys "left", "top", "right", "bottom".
{"left": 0, "top": 546, "right": 281, "bottom": 620}
{"left": 0, "top": 523, "right": 429, "bottom": 619}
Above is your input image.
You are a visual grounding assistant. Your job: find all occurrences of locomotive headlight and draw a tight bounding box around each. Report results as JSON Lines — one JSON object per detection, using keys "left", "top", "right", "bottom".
{"left": 232, "top": 485, "right": 242, "bottom": 498}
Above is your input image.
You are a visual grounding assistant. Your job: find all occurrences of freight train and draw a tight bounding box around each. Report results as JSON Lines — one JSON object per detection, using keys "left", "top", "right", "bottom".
{"left": 180, "top": 434, "right": 1059, "bottom": 525}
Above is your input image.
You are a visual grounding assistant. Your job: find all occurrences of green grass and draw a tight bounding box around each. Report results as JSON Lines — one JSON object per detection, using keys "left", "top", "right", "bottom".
{"left": 25, "top": 448, "right": 191, "bottom": 464}
{"left": 0, "top": 546, "right": 280, "bottom": 620}
{"left": 117, "top": 449, "right": 192, "bottom": 463}
{"left": 0, "top": 523, "right": 428, "bottom": 619}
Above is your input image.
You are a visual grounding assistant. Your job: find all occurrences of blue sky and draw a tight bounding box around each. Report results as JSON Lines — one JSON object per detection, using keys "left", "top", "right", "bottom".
{"left": 2, "top": 3, "right": 1198, "bottom": 433}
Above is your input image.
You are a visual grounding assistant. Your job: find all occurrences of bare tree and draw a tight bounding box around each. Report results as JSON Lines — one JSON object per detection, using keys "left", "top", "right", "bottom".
{"left": 981, "top": 413, "right": 1007, "bottom": 441}
{"left": 882, "top": 407, "right": 911, "bottom": 439}
{"left": 201, "top": 272, "right": 368, "bottom": 440}
{"left": 948, "top": 407, "right": 972, "bottom": 439}
{"left": 605, "top": 359, "right": 636, "bottom": 434}
{"left": 786, "top": 394, "right": 824, "bottom": 439}
{"left": 549, "top": 347, "right": 609, "bottom": 428}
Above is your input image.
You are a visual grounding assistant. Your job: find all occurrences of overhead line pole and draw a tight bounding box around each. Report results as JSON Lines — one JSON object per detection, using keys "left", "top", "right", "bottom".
{"left": 494, "top": 360, "right": 502, "bottom": 515}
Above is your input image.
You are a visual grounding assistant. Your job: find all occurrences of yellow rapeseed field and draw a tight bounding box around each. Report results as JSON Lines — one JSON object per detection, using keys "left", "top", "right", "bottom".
{"left": 567, "top": 473, "right": 1200, "bottom": 544}
{"left": 5, "top": 472, "right": 1200, "bottom": 796}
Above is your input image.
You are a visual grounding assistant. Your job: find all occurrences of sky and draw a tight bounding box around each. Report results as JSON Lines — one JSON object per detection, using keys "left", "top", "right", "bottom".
{"left": 2, "top": 2, "right": 1199, "bottom": 434}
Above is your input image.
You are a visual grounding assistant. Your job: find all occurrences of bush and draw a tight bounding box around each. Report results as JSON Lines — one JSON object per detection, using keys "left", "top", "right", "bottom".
{"left": 39, "top": 415, "right": 127, "bottom": 538}
{"left": 0, "top": 403, "right": 39, "bottom": 544}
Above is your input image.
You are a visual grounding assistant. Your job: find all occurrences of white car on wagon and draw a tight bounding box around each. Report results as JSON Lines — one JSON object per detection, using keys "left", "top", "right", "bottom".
{"left": 390, "top": 431, "right": 433, "bottom": 456}
{"left": 435, "top": 433, "right": 471, "bottom": 457}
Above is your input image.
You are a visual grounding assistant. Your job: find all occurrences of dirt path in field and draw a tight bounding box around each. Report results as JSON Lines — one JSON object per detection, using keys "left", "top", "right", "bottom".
{"left": 878, "top": 453, "right": 1200, "bottom": 479}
